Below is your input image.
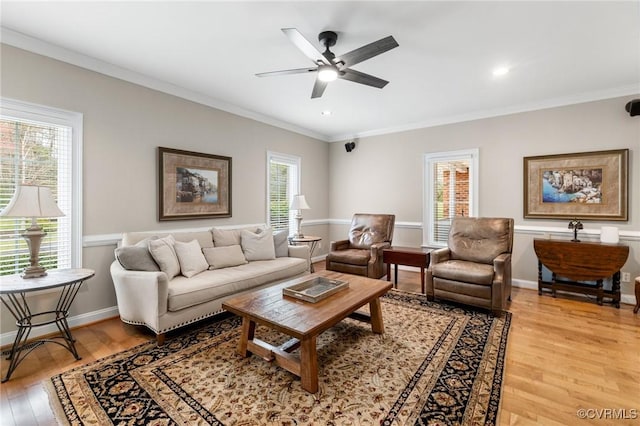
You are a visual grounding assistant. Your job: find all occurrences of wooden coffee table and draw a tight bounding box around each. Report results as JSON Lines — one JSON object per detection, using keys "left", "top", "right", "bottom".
{"left": 222, "top": 271, "right": 392, "bottom": 393}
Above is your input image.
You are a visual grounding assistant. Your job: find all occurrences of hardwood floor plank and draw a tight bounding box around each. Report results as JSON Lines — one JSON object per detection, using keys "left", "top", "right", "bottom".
{"left": 1, "top": 262, "right": 638, "bottom": 425}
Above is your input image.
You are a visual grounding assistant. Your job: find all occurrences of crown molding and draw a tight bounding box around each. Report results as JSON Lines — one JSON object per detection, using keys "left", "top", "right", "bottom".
{"left": 328, "top": 85, "right": 640, "bottom": 142}
{"left": 4, "top": 27, "right": 636, "bottom": 145}
{"left": 0, "top": 27, "right": 330, "bottom": 142}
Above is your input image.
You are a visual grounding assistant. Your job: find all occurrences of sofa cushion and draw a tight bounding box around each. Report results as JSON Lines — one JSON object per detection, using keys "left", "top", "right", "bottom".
{"left": 148, "top": 235, "right": 180, "bottom": 279}
{"left": 431, "top": 260, "right": 495, "bottom": 285}
{"left": 167, "top": 257, "right": 308, "bottom": 311}
{"left": 203, "top": 245, "right": 248, "bottom": 269}
{"left": 273, "top": 230, "right": 289, "bottom": 258}
{"left": 241, "top": 228, "right": 276, "bottom": 261}
{"left": 174, "top": 239, "right": 209, "bottom": 278}
{"left": 114, "top": 237, "right": 159, "bottom": 271}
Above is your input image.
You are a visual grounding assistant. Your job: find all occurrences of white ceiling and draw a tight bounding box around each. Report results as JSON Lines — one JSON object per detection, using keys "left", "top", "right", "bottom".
{"left": 1, "top": 1, "right": 639, "bottom": 142}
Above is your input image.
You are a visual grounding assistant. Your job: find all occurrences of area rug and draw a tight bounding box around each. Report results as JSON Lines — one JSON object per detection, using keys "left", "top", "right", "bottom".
{"left": 47, "top": 290, "right": 511, "bottom": 425}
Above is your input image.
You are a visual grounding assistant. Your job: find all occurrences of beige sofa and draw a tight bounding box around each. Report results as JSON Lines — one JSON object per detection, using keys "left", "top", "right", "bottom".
{"left": 110, "top": 225, "right": 310, "bottom": 344}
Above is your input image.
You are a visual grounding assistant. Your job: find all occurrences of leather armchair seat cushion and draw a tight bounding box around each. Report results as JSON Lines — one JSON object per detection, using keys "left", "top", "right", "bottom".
{"left": 326, "top": 248, "right": 371, "bottom": 266}
{"left": 431, "top": 260, "right": 494, "bottom": 285}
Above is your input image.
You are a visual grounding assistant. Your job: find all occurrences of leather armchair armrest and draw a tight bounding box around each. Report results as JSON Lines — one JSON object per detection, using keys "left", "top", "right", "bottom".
{"left": 430, "top": 248, "right": 451, "bottom": 266}
{"left": 493, "top": 253, "right": 511, "bottom": 284}
{"left": 330, "top": 239, "right": 350, "bottom": 251}
{"left": 369, "top": 241, "right": 391, "bottom": 262}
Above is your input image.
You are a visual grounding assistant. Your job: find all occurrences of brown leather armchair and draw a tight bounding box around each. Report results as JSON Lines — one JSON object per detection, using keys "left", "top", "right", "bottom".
{"left": 326, "top": 214, "right": 395, "bottom": 279}
{"left": 426, "top": 217, "right": 514, "bottom": 316}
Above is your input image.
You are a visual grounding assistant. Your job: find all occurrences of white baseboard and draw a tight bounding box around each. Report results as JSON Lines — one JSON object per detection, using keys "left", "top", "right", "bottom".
{"left": 1, "top": 306, "right": 119, "bottom": 348}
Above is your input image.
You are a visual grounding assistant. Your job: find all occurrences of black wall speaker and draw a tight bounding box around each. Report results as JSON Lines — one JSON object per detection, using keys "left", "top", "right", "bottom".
{"left": 345, "top": 141, "right": 356, "bottom": 152}
{"left": 625, "top": 99, "right": 640, "bottom": 117}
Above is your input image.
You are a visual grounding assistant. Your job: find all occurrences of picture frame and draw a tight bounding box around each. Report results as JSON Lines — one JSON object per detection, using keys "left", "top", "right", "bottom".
{"left": 158, "top": 147, "right": 232, "bottom": 221}
{"left": 523, "top": 149, "right": 628, "bottom": 221}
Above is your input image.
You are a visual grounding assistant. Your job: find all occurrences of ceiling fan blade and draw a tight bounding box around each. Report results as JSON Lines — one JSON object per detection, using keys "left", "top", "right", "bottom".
{"left": 282, "top": 28, "right": 327, "bottom": 65}
{"left": 339, "top": 68, "right": 389, "bottom": 88}
{"left": 336, "top": 36, "right": 398, "bottom": 68}
{"left": 256, "top": 67, "right": 317, "bottom": 77}
{"left": 311, "top": 78, "right": 328, "bottom": 98}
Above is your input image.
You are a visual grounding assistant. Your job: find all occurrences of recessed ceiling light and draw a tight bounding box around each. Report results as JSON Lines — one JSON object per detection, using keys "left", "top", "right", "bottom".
{"left": 492, "top": 66, "right": 510, "bottom": 77}
{"left": 321, "top": 110, "right": 332, "bottom": 116}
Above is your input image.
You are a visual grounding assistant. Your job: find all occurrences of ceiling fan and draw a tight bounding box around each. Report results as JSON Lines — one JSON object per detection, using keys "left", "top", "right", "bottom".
{"left": 256, "top": 28, "right": 399, "bottom": 99}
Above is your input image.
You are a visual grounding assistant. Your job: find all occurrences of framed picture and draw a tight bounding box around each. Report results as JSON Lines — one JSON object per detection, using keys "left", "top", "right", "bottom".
{"left": 523, "top": 149, "right": 628, "bottom": 221}
{"left": 158, "top": 147, "right": 231, "bottom": 221}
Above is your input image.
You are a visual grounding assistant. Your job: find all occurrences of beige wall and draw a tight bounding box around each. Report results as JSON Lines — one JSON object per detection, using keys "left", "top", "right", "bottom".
{"left": 1, "top": 43, "right": 639, "bottom": 338}
{"left": 0, "top": 45, "right": 330, "bottom": 335}
{"left": 328, "top": 96, "right": 640, "bottom": 296}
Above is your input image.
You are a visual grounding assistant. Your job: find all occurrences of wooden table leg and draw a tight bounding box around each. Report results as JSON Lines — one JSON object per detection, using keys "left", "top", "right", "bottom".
{"left": 299, "top": 336, "right": 318, "bottom": 393}
{"left": 369, "top": 297, "right": 385, "bottom": 334}
{"left": 237, "top": 317, "right": 255, "bottom": 357}
{"left": 420, "top": 267, "right": 425, "bottom": 294}
{"left": 386, "top": 262, "right": 391, "bottom": 282}
{"left": 634, "top": 277, "right": 639, "bottom": 314}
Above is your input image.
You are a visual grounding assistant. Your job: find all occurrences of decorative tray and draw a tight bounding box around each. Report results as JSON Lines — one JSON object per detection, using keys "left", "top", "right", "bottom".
{"left": 283, "top": 277, "right": 349, "bottom": 303}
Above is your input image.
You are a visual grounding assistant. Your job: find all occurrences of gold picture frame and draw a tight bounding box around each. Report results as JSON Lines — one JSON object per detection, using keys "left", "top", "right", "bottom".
{"left": 158, "top": 147, "right": 231, "bottom": 221}
{"left": 523, "top": 149, "right": 628, "bottom": 221}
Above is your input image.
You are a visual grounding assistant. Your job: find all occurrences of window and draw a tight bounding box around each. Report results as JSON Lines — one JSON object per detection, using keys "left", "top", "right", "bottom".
{"left": 0, "top": 98, "right": 82, "bottom": 276}
{"left": 266, "top": 152, "right": 300, "bottom": 232}
{"left": 423, "top": 149, "right": 478, "bottom": 247}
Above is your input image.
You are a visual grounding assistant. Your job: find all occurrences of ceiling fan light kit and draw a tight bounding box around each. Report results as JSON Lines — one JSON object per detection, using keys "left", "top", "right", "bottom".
{"left": 256, "top": 28, "right": 398, "bottom": 98}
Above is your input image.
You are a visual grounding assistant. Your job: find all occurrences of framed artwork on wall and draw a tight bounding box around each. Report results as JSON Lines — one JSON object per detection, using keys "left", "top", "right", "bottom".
{"left": 523, "top": 149, "right": 628, "bottom": 221}
{"left": 158, "top": 147, "right": 232, "bottom": 221}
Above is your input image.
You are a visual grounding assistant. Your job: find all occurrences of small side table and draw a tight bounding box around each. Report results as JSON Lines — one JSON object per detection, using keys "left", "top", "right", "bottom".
{"left": 383, "top": 247, "right": 431, "bottom": 294}
{"left": 288, "top": 235, "right": 322, "bottom": 273}
{"left": 0, "top": 268, "right": 95, "bottom": 382}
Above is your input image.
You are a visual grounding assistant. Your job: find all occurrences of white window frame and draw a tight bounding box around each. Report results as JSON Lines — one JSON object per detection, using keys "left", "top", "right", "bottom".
{"left": 266, "top": 151, "right": 301, "bottom": 233}
{"left": 423, "top": 148, "right": 479, "bottom": 247}
{"left": 1, "top": 97, "right": 83, "bottom": 269}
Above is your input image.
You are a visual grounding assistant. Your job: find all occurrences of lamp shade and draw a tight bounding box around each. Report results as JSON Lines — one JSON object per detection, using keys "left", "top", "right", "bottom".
{"left": 0, "top": 185, "right": 65, "bottom": 218}
{"left": 290, "top": 194, "right": 311, "bottom": 210}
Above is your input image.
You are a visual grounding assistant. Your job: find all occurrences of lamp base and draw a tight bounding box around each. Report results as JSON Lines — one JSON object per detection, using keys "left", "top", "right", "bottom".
{"left": 21, "top": 225, "right": 47, "bottom": 279}
{"left": 22, "top": 265, "right": 47, "bottom": 279}
{"left": 293, "top": 215, "right": 304, "bottom": 238}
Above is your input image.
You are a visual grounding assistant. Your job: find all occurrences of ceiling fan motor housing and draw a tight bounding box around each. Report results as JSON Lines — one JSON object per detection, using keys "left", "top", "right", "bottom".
{"left": 318, "top": 31, "right": 338, "bottom": 48}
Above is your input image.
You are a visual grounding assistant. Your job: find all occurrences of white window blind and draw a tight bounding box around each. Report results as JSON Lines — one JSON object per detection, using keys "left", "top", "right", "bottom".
{"left": 267, "top": 152, "right": 300, "bottom": 232}
{"left": 423, "top": 149, "right": 478, "bottom": 247}
{"left": 0, "top": 99, "right": 82, "bottom": 276}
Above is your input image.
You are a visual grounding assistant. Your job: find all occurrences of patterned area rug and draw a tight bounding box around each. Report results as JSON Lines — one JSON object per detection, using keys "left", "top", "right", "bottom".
{"left": 47, "top": 290, "right": 511, "bottom": 425}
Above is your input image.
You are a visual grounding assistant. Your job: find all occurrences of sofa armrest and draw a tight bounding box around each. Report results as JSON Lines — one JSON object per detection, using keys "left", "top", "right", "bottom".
{"left": 330, "top": 239, "right": 350, "bottom": 251}
{"left": 288, "top": 244, "right": 311, "bottom": 272}
{"left": 110, "top": 261, "right": 170, "bottom": 329}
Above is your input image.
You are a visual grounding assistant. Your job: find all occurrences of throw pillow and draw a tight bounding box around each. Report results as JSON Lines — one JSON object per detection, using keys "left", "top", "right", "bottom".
{"left": 241, "top": 228, "right": 276, "bottom": 261}
{"left": 174, "top": 239, "right": 209, "bottom": 278}
{"left": 211, "top": 226, "right": 260, "bottom": 247}
{"left": 114, "top": 237, "right": 160, "bottom": 271}
{"left": 202, "top": 245, "right": 248, "bottom": 269}
{"left": 273, "top": 230, "right": 289, "bottom": 258}
{"left": 148, "top": 235, "right": 180, "bottom": 279}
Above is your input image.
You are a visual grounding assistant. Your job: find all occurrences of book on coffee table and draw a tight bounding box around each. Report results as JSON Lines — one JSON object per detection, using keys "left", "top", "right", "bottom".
{"left": 283, "top": 277, "right": 349, "bottom": 303}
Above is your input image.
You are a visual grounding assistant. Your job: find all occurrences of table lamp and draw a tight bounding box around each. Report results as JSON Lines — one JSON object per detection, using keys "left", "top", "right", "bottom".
{"left": 290, "top": 194, "right": 310, "bottom": 238}
{"left": 568, "top": 218, "right": 583, "bottom": 242}
{"left": 0, "top": 185, "right": 65, "bottom": 278}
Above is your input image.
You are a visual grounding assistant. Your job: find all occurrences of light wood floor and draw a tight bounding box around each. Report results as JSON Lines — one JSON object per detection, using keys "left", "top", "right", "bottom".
{"left": 1, "top": 262, "right": 638, "bottom": 425}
